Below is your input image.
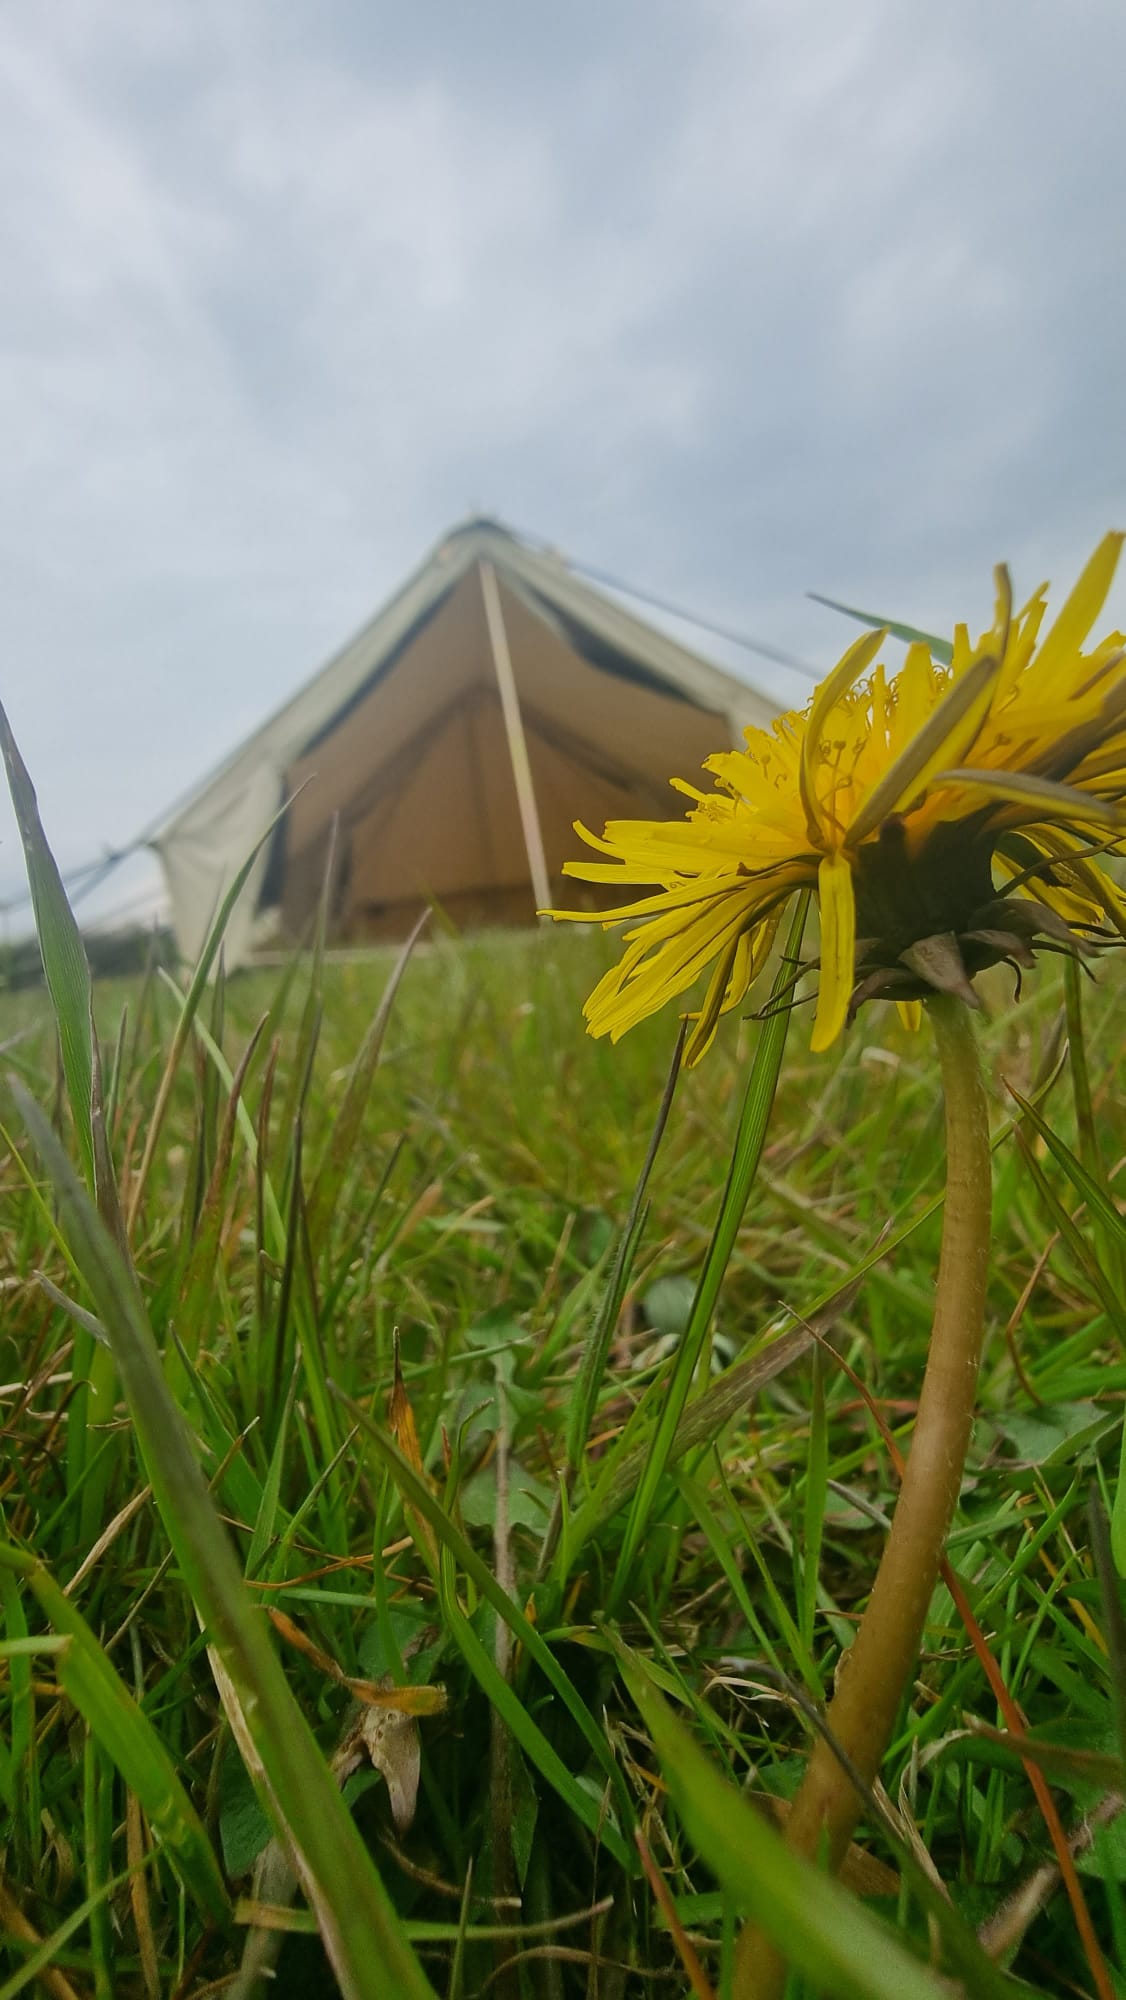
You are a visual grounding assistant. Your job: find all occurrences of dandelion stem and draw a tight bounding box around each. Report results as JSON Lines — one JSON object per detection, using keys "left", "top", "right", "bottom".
{"left": 737, "top": 994, "right": 991, "bottom": 1997}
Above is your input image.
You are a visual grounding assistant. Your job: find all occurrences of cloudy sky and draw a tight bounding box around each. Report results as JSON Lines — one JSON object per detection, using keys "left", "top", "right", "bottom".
{"left": 1, "top": 0, "right": 1124, "bottom": 926}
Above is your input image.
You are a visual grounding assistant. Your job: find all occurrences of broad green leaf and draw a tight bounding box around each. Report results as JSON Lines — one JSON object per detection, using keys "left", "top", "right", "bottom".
{"left": 220, "top": 1753, "right": 273, "bottom": 1879}
{"left": 993, "top": 1401, "right": 1116, "bottom": 1470}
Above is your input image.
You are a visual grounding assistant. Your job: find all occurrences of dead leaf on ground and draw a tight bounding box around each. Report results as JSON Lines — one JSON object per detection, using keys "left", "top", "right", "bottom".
{"left": 334, "top": 1699, "right": 422, "bottom": 1834}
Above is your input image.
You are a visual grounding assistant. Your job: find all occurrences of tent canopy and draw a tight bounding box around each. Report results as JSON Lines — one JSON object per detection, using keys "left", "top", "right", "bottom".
{"left": 152, "top": 518, "right": 778, "bottom": 963}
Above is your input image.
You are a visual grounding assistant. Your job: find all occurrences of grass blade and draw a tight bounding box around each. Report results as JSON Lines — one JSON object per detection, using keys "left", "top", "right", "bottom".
{"left": 435, "top": 1543, "right": 627, "bottom": 1867}
{"left": 1063, "top": 955, "right": 1126, "bottom": 1302}
{"left": 614, "top": 1638, "right": 1034, "bottom": 2000}
{"left": 1008, "top": 1082, "right": 1126, "bottom": 1261}
{"left": 0, "top": 1862, "right": 139, "bottom": 2000}
{"left": 0, "top": 704, "right": 118, "bottom": 1537}
{"left": 1010, "top": 1125, "right": 1126, "bottom": 1341}
{"left": 799, "top": 1344, "right": 828, "bottom": 1655}
{"left": 308, "top": 911, "right": 429, "bottom": 1248}
{"left": 565, "top": 1022, "right": 684, "bottom": 1477}
{"left": 0, "top": 1542, "right": 228, "bottom": 1923}
{"left": 339, "top": 1392, "right": 636, "bottom": 1863}
{"left": 610, "top": 894, "right": 809, "bottom": 1602}
{"left": 9, "top": 1081, "right": 436, "bottom": 2000}
{"left": 0, "top": 701, "right": 94, "bottom": 1187}
{"left": 808, "top": 593, "right": 954, "bottom": 665}
{"left": 126, "top": 793, "right": 298, "bottom": 1233}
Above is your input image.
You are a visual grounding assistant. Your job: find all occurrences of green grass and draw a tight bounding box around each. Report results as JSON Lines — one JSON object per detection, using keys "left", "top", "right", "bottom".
{"left": 1, "top": 789, "right": 1125, "bottom": 1994}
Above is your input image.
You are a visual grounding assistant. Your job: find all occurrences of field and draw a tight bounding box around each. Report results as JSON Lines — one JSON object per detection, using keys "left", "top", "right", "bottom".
{"left": 1, "top": 885, "right": 1125, "bottom": 1998}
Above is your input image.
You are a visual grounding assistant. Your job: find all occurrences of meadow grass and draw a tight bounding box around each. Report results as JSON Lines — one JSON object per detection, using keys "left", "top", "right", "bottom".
{"left": 1, "top": 865, "right": 1125, "bottom": 1997}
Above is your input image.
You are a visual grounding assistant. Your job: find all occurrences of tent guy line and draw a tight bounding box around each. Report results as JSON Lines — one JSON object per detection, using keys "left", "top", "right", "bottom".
{"left": 563, "top": 555, "right": 820, "bottom": 681}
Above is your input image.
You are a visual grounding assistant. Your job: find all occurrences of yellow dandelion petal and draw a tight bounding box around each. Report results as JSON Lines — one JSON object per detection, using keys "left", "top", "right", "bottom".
{"left": 869, "top": 662, "right": 890, "bottom": 752}
{"left": 1030, "top": 530, "right": 1124, "bottom": 683}
{"left": 991, "top": 564, "right": 1014, "bottom": 658}
{"left": 568, "top": 818, "right": 627, "bottom": 857}
{"left": 683, "top": 915, "right": 785, "bottom": 1065}
{"left": 1067, "top": 742, "right": 1126, "bottom": 788}
{"left": 551, "top": 535, "right": 1126, "bottom": 1062}
{"left": 995, "top": 843, "right": 1106, "bottom": 931}
{"left": 583, "top": 890, "right": 757, "bottom": 1042}
{"left": 810, "top": 853, "right": 856, "bottom": 1053}
{"left": 896, "top": 1000, "right": 923, "bottom": 1033}
{"left": 892, "top": 642, "right": 943, "bottom": 754}
{"left": 995, "top": 585, "right": 1049, "bottom": 700}
{"left": 618, "top": 894, "right": 744, "bottom": 953}
{"left": 1025, "top": 829, "right": 1126, "bottom": 939}
{"left": 554, "top": 876, "right": 745, "bottom": 920}
{"left": 950, "top": 623, "right": 975, "bottom": 674}
{"left": 845, "top": 650, "right": 1002, "bottom": 846}
{"left": 683, "top": 933, "right": 745, "bottom": 1067}
{"left": 928, "top": 766, "right": 1125, "bottom": 827}
{"left": 798, "top": 626, "right": 886, "bottom": 845}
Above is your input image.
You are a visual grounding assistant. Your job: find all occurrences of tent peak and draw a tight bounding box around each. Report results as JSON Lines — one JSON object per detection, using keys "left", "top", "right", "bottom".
{"left": 441, "top": 512, "right": 518, "bottom": 542}
{"left": 434, "top": 514, "right": 539, "bottom": 565}
{"left": 434, "top": 515, "right": 577, "bottom": 578}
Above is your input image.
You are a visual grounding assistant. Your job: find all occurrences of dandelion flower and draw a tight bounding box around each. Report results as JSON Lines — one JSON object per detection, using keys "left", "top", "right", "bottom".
{"left": 553, "top": 535, "right": 1126, "bottom": 1061}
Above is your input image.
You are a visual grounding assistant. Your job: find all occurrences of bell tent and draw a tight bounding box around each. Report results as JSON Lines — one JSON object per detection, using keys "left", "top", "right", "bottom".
{"left": 152, "top": 518, "right": 778, "bottom": 964}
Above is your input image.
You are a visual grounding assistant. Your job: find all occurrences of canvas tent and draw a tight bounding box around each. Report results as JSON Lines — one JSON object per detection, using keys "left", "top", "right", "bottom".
{"left": 152, "top": 518, "right": 779, "bottom": 965}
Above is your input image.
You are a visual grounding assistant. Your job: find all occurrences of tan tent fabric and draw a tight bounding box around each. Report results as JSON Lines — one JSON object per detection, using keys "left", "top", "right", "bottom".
{"left": 151, "top": 519, "right": 779, "bottom": 962}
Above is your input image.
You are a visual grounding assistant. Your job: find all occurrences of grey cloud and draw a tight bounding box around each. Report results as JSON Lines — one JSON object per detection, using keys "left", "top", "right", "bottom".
{"left": 0, "top": 0, "right": 1124, "bottom": 917}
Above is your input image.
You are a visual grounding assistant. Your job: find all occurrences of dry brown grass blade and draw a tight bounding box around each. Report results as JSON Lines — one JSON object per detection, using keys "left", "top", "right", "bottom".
{"left": 388, "top": 1330, "right": 440, "bottom": 1573}
{"left": 63, "top": 1486, "right": 153, "bottom": 1598}
{"left": 978, "top": 1791, "right": 1125, "bottom": 1962}
{"left": 939, "top": 1560, "right": 1114, "bottom": 2000}
{"left": 126, "top": 1792, "right": 160, "bottom": 2000}
{"left": 0, "top": 1873, "right": 89, "bottom": 2000}
{"left": 635, "top": 1826, "right": 716, "bottom": 2000}
{"left": 805, "top": 1319, "right": 1116, "bottom": 2000}
{"left": 266, "top": 1606, "right": 446, "bottom": 1715}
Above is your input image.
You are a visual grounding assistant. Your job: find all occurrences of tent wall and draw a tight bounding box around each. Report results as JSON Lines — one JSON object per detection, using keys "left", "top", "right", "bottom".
{"left": 275, "top": 569, "right": 733, "bottom": 941}
{"left": 153, "top": 521, "right": 780, "bottom": 962}
{"left": 155, "top": 758, "right": 283, "bottom": 968}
